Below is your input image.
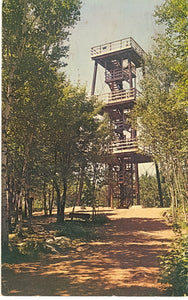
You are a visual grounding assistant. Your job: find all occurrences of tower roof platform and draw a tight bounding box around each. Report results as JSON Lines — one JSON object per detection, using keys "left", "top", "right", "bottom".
{"left": 91, "top": 37, "right": 145, "bottom": 68}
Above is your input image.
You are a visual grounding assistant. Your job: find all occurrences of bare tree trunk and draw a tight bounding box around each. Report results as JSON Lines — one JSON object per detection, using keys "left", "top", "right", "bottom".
{"left": 43, "top": 182, "right": 48, "bottom": 216}
{"left": 17, "top": 134, "right": 33, "bottom": 229}
{"left": 60, "top": 178, "right": 67, "bottom": 223}
{"left": 1, "top": 79, "right": 13, "bottom": 252}
{"left": 49, "top": 182, "right": 54, "bottom": 215}
{"left": 2, "top": 1, "right": 29, "bottom": 251}
{"left": 7, "top": 175, "right": 13, "bottom": 234}
{"left": 77, "top": 167, "right": 84, "bottom": 206}
{"left": 24, "top": 187, "right": 33, "bottom": 232}
{"left": 1, "top": 143, "right": 9, "bottom": 252}
{"left": 173, "top": 161, "right": 187, "bottom": 222}
{"left": 54, "top": 180, "right": 61, "bottom": 222}
{"left": 108, "top": 165, "right": 113, "bottom": 208}
{"left": 24, "top": 196, "right": 28, "bottom": 218}
{"left": 177, "top": 159, "right": 188, "bottom": 222}
{"left": 92, "top": 164, "right": 97, "bottom": 216}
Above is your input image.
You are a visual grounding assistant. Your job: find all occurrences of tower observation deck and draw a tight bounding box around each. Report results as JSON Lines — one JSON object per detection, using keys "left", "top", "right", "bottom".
{"left": 91, "top": 37, "right": 152, "bottom": 208}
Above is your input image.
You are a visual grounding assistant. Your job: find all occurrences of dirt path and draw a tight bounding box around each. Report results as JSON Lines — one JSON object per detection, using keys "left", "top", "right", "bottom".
{"left": 2, "top": 206, "right": 173, "bottom": 296}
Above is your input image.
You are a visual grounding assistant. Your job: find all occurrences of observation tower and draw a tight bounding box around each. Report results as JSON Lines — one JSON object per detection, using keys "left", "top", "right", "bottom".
{"left": 91, "top": 37, "right": 152, "bottom": 208}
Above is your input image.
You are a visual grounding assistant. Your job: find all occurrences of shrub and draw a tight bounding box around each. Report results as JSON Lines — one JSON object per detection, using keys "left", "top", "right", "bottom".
{"left": 18, "top": 238, "right": 48, "bottom": 258}
{"left": 91, "top": 213, "right": 110, "bottom": 225}
{"left": 158, "top": 225, "right": 188, "bottom": 296}
{"left": 139, "top": 173, "right": 171, "bottom": 207}
{"left": 56, "top": 221, "right": 100, "bottom": 241}
{"left": 2, "top": 236, "right": 49, "bottom": 263}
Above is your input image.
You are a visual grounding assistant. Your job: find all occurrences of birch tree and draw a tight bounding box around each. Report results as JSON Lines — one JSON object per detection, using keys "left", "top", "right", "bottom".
{"left": 2, "top": 0, "right": 81, "bottom": 251}
{"left": 134, "top": 0, "right": 187, "bottom": 220}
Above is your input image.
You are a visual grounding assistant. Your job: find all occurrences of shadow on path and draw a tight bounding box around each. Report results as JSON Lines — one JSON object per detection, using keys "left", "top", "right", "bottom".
{"left": 2, "top": 209, "right": 172, "bottom": 296}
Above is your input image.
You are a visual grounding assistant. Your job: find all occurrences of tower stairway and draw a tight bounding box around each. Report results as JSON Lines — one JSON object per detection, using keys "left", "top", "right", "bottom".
{"left": 91, "top": 37, "right": 152, "bottom": 208}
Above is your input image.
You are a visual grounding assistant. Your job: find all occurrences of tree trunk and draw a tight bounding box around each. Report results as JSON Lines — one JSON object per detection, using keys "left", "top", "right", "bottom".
{"left": 7, "top": 176, "right": 13, "bottom": 234}
{"left": 92, "top": 164, "right": 97, "bottom": 216}
{"left": 27, "top": 197, "right": 33, "bottom": 219}
{"left": 77, "top": 167, "right": 84, "bottom": 206}
{"left": 155, "top": 163, "right": 163, "bottom": 207}
{"left": 60, "top": 179, "right": 67, "bottom": 223}
{"left": 24, "top": 197, "right": 28, "bottom": 218}
{"left": 177, "top": 159, "right": 188, "bottom": 222}
{"left": 1, "top": 80, "right": 13, "bottom": 252}
{"left": 24, "top": 183, "right": 29, "bottom": 219}
{"left": 107, "top": 185, "right": 111, "bottom": 207}
{"left": 43, "top": 182, "right": 47, "bottom": 216}
{"left": 49, "top": 182, "right": 54, "bottom": 215}
{"left": 2, "top": 2, "right": 28, "bottom": 250}
{"left": 1, "top": 141, "right": 9, "bottom": 252}
{"left": 13, "top": 193, "right": 19, "bottom": 231}
{"left": 17, "top": 134, "right": 33, "bottom": 228}
{"left": 54, "top": 180, "right": 61, "bottom": 222}
{"left": 173, "top": 161, "right": 187, "bottom": 222}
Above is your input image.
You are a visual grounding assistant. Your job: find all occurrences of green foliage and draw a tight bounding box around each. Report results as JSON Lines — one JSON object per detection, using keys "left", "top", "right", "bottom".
{"left": 158, "top": 226, "right": 188, "bottom": 296}
{"left": 133, "top": 0, "right": 188, "bottom": 219}
{"left": 139, "top": 173, "right": 170, "bottom": 207}
{"left": 17, "top": 238, "right": 48, "bottom": 258}
{"left": 56, "top": 221, "right": 102, "bottom": 241}
{"left": 3, "top": 234, "right": 49, "bottom": 263}
{"left": 2, "top": 0, "right": 81, "bottom": 68}
{"left": 81, "top": 184, "right": 94, "bottom": 206}
{"left": 140, "top": 174, "right": 160, "bottom": 207}
{"left": 154, "top": 0, "right": 187, "bottom": 53}
{"left": 2, "top": 0, "right": 82, "bottom": 246}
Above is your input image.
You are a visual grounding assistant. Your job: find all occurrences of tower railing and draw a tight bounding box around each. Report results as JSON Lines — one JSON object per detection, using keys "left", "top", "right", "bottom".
{"left": 109, "top": 138, "right": 152, "bottom": 155}
{"left": 105, "top": 66, "right": 136, "bottom": 83}
{"left": 109, "top": 138, "right": 138, "bottom": 153}
{"left": 98, "top": 88, "right": 141, "bottom": 104}
{"left": 91, "top": 37, "right": 145, "bottom": 58}
{"left": 105, "top": 68, "right": 127, "bottom": 83}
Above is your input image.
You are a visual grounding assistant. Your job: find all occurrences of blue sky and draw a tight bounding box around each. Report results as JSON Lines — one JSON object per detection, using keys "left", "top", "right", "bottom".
{"left": 65, "top": 0, "right": 164, "bottom": 94}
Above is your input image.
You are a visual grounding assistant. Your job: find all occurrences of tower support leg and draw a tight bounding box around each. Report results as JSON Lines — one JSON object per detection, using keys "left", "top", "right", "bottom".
{"left": 128, "top": 59, "right": 133, "bottom": 88}
{"left": 155, "top": 163, "right": 163, "bottom": 207}
{"left": 135, "top": 163, "right": 140, "bottom": 205}
{"left": 91, "top": 61, "right": 98, "bottom": 96}
{"left": 107, "top": 185, "right": 111, "bottom": 207}
{"left": 119, "top": 184, "right": 124, "bottom": 208}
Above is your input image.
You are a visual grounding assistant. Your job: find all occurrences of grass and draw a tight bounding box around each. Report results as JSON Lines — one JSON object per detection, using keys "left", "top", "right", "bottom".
{"left": 2, "top": 213, "right": 110, "bottom": 263}
{"left": 56, "top": 221, "right": 99, "bottom": 241}
{"left": 55, "top": 214, "right": 110, "bottom": 241}
{"left": 91, "top": 213, "right": 110, "bottom": 225}
{"left": 2, "top": 231, "right": 50, "bottom": 263}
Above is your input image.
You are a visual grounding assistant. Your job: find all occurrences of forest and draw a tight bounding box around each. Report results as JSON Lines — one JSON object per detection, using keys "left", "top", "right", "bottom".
{"left": 2, "top": 0, "right": 188, "bottom": 296}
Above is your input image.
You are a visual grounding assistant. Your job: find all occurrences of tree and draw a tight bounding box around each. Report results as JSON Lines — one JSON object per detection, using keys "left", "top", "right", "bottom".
{"left": 2, "top": 0, "right": 81, "bottom": 251}
{"left": 133, "top": 0, "right": 187, "bottom": 221}
{"left": 139, "top": 173, "right": 170, "bottom": 208}
{"left": 6, "top": 55, "right": 58, "bottom": 230}
{"left": 44, "top": 82, "right": 111, "bottom": 222}
{"left": 139, "top": 174, "right": 160, "bottom": 207}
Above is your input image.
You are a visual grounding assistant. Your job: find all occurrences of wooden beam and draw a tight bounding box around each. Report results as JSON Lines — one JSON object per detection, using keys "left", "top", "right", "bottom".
{"left": 91, "top": 61, "right": 98, "bottom": 96}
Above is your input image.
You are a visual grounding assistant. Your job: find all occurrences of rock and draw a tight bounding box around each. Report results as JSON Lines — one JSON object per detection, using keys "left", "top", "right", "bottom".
{"left": 45, "top": 244, "right": 59, "bottom": 254}
{"left": 54, "top": 236, "right": 71, "bottom": 246}
{"left": 77, "top": 244, "right": 90, "bottom": 252}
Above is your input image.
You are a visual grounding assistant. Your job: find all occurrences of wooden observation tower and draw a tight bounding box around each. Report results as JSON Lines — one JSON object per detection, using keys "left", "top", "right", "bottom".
{"left": 91, "top": 37, "right": 152, "bottom": 208}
